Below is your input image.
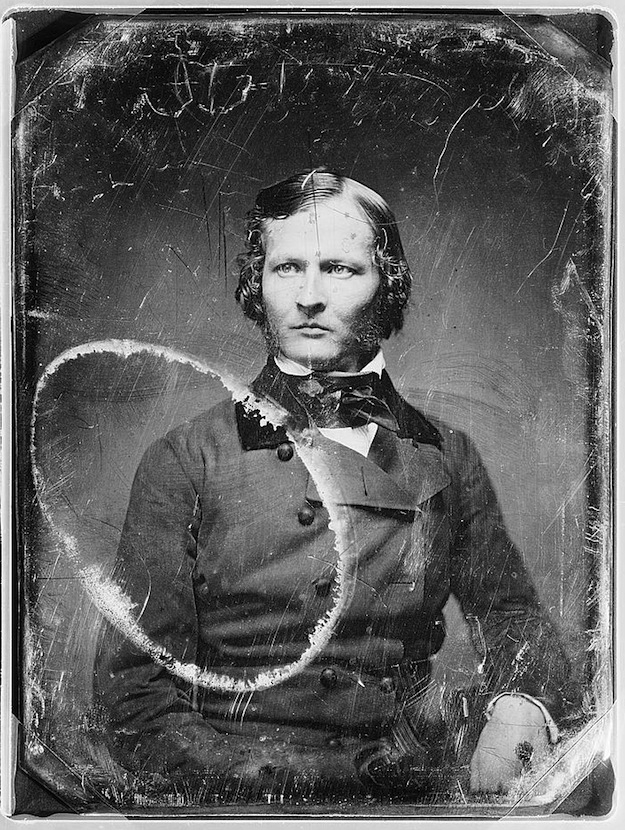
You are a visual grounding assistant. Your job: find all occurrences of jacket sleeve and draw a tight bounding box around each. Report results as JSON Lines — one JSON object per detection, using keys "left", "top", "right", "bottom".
{"left": 93, "top": 432, "right": 363, "bottom": 797}
{"left": 444, "top": 430, "right": 576, "bottom": 722}
{"left": 93, "top": 434, "right": 210, "bottom": 778}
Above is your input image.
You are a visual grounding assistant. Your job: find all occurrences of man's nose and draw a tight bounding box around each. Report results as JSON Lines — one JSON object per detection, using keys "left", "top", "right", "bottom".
{"left": 296, "top": 266, "right": 328, "bottom": 314}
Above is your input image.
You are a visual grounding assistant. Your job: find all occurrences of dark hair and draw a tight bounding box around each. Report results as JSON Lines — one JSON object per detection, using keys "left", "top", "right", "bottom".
{"left": 235, "top": 170, "right": 412, "bottom": 339}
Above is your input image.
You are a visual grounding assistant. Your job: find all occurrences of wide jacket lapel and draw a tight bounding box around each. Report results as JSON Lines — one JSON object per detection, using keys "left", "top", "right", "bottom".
{"left": 382, "top": 429, "right": 451, "bottom": 506}
{"left": 305, "top": 429, "right": 450, "bottom": 512}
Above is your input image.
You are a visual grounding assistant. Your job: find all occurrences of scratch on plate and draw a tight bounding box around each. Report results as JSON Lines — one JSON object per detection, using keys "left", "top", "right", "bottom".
{"left": 30, "top": 340, "right": 359, "bottom": 700}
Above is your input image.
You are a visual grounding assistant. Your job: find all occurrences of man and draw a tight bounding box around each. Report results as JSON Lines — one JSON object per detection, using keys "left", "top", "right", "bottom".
{"left": 94, "top": 170, "right": 572, "bottom": 802}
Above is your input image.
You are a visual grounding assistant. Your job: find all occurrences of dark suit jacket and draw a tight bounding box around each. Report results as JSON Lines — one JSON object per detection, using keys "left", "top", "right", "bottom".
{"left": 94, "top": 361, "right": 572, "bottom": 799}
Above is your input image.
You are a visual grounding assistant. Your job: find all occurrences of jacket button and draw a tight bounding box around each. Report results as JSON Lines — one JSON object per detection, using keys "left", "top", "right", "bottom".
{"left": 379, "top": 676, "right": 395, "bottom": 694}
{"left": 320, "top": 668, "right": 338, "bottom": 689}
{"left": 277, "top": 442, "right": 294, "bottom": 461}
{"left": 313, "top": 577, "right": 333, "bottom": 597}
{"left": 298, "top": 504, "right": 315, "bottom": 526}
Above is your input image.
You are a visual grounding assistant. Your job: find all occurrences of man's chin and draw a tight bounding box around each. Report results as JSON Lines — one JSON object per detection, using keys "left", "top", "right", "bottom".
{"left": 263, "top": 328, "right": 380, "bottom": 373}
{"left": 276, "top": 346, "right": 343, "bottom": 372}
{"left": 277, "top": 347, "right": 377, "bottom": 374}
{"left": 290, "top": 353, "right": 339, "bottom": 372}
{"left": 266, "top": 334, "right": 335, "bottom": 371}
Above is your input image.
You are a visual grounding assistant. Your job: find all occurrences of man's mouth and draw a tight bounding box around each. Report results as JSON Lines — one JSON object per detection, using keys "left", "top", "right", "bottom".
{"left": 293, "top": 323, "right": 330, "bottom": 331}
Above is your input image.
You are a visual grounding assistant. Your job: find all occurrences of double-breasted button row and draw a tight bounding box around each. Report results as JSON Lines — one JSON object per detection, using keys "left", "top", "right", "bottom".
{"left": 319, "top": 667, "right": 338, "bottom": 689}
{"left": 297, "top": 504, "right": 315, "bottom": 526}
{"left": 313, "top": 576, "right": 333, "bottom": 597}
{"left": 379, "top": 676, "right": 396, "bottom": 694}
{"left": 275, "top": 443, "right": 319, "bottom": 526}
{"left": 276, "top": 442, "right": 294, "bottom": 462}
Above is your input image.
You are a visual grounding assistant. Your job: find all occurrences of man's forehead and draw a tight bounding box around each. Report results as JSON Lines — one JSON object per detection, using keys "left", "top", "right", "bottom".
{"left": 261, "top": 200, "right": 375, "bottom": 250}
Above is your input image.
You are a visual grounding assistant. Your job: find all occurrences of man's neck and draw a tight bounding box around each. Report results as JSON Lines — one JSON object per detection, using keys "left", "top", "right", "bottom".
{"left": 274, "top": 351, "right": 386, "bottom": 378}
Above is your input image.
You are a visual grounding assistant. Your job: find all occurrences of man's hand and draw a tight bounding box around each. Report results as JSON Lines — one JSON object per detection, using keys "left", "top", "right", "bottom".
{"left": 470, "top": 695, "right": 550, "bottom": 794}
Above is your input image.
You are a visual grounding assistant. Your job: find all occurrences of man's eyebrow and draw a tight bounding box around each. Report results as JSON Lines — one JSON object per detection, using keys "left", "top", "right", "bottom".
{"left": 265, "top": 254, "right": 308, "bottom": 262}
{"left": 320, "top": 256, "right": 367, "bottom": 264}
{"left": 265, "top": 255, "right": 309, "bottom": 267}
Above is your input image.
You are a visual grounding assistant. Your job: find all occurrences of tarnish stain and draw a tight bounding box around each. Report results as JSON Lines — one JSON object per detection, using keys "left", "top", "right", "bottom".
{"left": 30, "top": 340, "right": 358, "bottom": 700}
{"left": 552, "top": 258, "right": 602, "bottom": 327}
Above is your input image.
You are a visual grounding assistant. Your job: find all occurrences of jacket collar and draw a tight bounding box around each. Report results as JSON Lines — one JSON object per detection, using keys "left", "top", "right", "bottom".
{"left": 235, "top": 360, "right": 449, "bottom": 511}
{"left": 235, "top": 358, "right": 442, "bottom": 451}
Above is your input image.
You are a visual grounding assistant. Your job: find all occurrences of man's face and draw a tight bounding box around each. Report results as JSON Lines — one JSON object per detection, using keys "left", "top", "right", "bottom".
{"left": 261, "top": 195, "right": 381, "bottom": 372}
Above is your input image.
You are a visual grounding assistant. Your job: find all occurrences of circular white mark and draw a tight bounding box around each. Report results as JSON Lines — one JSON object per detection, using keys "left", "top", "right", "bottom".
{"left": 31, "top": 339, "right": 356, "bottom": 693}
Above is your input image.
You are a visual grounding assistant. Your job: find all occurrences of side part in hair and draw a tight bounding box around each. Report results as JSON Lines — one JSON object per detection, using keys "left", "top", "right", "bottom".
{"left": 235, "top": 170, "right": 412, "bottom": 339}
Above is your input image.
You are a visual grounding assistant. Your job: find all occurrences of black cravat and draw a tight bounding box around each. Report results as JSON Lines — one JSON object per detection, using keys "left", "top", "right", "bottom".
{"left": 282, "top": 371, "right": 400, "bottom": 432}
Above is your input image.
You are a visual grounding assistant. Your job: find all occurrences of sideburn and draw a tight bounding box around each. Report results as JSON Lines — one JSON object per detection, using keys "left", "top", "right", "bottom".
{"left": 261, "top": 313, "right": 281, "bottom": 357}
{"left": 350, "top": 289, "right": 386, "bottom": 357}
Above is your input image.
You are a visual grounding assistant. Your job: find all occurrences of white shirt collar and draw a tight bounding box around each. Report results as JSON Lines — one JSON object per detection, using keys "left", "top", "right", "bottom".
{"left": 274, "top": 351, "right": 386, "bottom": 379}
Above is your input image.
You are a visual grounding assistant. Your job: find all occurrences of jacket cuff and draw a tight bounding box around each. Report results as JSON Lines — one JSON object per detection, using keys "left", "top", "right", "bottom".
{"left": 485, "top": 692, "right": 559, "bottom": 744}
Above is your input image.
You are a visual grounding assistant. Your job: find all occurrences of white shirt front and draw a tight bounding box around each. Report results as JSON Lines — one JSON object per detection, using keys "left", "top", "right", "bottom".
{"left": 273, "top": 352, "right": 386, "bottom": 457}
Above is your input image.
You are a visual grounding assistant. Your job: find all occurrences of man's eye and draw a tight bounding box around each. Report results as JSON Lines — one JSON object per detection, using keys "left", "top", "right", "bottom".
{"left": 327, "top": 263, "right": 355, "bottom": 277}
{"left": 276, "top": 262, "right": 301, "bottom": 276}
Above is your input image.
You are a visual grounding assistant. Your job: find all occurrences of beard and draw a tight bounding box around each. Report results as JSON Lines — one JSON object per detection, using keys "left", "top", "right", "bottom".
{"left": 261, "top": 296, "right": 385, "bottom": 372}
{"left": 261, "top": 315, "right": 281, "bottom": 358}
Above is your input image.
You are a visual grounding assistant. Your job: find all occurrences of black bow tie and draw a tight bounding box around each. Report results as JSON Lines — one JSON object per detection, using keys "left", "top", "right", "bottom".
{"left": 282, "top": 371, "right": 400, "bottom": 432}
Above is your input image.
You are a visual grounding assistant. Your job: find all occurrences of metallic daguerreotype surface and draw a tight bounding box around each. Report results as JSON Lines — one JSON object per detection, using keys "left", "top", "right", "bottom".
{"left": 11, "top": 9, "right": 613, "bottom": 819}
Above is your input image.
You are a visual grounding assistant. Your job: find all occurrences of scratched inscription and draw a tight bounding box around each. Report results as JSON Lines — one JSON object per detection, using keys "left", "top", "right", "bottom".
{"left": 12, "top": 11, "right": 613, "bottom": 817}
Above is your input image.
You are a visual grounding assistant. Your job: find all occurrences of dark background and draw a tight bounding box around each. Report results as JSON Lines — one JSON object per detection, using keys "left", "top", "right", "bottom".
{"left": 12, "top": 10, "right": 613, "bottom": 815}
